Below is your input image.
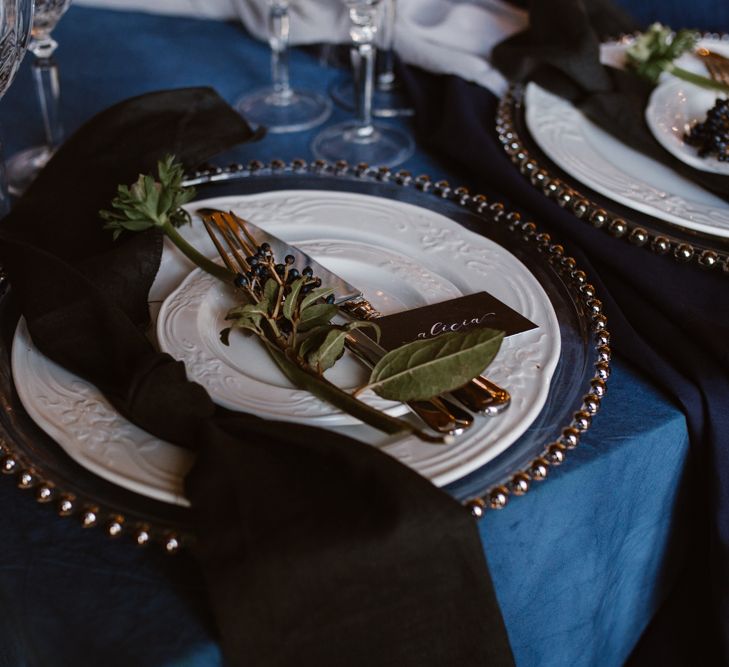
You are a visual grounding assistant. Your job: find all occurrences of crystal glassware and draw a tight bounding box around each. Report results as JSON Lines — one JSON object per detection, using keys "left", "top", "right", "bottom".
{"left": 235, "top": 0, "right": 332, "bottom": 133}
{"left": 330, "top": 0, "right": 414, "bottom": 118}
{"left": 6, "top": 0, "right": 72, "bottom": 196}
{"left": 312, "top": 0, "right": 414, "bottom": 167}
{"left": 0, "top": 0, "right": 34, "bottom": 214}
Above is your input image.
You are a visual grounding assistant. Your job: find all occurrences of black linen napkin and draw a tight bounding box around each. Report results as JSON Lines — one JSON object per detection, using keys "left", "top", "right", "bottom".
{"left": 0, "top": 88, "right": 515, "bottom": 666}
{"left": 398, "top": 1, "right": 729, "bottom": 663}
{"left": 493, "top": 0, "right": 729, "bottom": 201}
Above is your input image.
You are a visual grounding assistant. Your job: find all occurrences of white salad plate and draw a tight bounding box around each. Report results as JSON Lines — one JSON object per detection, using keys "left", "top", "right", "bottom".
{"left": 525, "top": 81, "right": 729, "bottom": 239}
{"left": 11, "top": 189, "right": 561, "bottom": 505}
{"left": 646, "top": 78, "right": 729, "bottom": 176}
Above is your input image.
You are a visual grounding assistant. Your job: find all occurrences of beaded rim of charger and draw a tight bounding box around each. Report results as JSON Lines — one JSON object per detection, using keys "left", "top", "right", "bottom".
{"left": 0, "top": 158, "right": 610, "bottom": 550}
{"left": 498, "top": 27, "right": 729, "bottom": 275}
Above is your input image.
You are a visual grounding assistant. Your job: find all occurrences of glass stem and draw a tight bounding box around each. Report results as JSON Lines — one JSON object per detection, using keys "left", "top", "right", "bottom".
{"left": 377, "top": 0, "right": 396, "bottom": 92}
{"left": 31, "top": 38, "right": 63, "bottom": 151}
{"left": 268, "top": 2, "right": 293, "bottom": 104}
{"left": 353, "top": 42, "right": 376, "bottom": 137}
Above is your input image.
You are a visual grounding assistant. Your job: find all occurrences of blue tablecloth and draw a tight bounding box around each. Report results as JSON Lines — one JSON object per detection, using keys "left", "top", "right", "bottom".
{"left": 0, "top": 7, "right": 690, "bottom": 666}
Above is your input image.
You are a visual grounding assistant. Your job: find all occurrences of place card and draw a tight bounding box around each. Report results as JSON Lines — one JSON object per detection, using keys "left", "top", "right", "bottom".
{"left": 373, "top": 291, "right": 538, "bottom": 351}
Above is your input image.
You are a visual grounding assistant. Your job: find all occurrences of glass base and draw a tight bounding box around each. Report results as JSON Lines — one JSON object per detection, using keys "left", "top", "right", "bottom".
{"left": 311, "top": 120, "right": 415, "bottom": 168}
{"left": 235, "top": 87, "right": 332, "bottom": 134}
{"left": 6, "top": 145, "right": 52, "bottom": 197}
{"left": 330, "top": 78, "right": 415, "bottom": 118}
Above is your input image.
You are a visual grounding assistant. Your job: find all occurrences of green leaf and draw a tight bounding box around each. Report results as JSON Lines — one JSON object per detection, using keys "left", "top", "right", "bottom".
{"left": 300, "top": 286, "right": 335, "bottom": 312}
{"left": 263, "top": 276, "right": 278, "bottom": 300}
{"left": 158, "top": 154, "right": 174, "bottom": 184}
{"left": 298, "top": 303, "right": 338, "bottom": 332}
{"left": 284, "top": 277, "right": 306, "bottom": 322}
{"left": 225, "top": 302, "right": 267, "bottom": 320}
{"left": 306, "top": 327, "right": 348, "bottom": 373}
{"left": 297, "top": 325, "right": 334, "bottom": 359}
{"left": 231, "top": 314, "right": 263, "bottom": 334}
{"left": 366, "top": 328, "right": 505, "bottom": 402}
{"left": 253, "top": 278, "right": 279, "bottom": 316}
{"left": 346, "top": 319, "right": 381, "bottom": 343}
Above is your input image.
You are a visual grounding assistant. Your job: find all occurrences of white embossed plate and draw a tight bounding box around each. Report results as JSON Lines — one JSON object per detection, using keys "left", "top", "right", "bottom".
{"left": 646, "top": 78, "right": 729, "bottom": 176}
{"left": 11, "top": 320, "right": 195, "bottom": 506}
{"left": 525, "top": 81, "right": 729, "bottom": 239}
{"left": 11, "top": 189, "right": 560, "bottom": 504}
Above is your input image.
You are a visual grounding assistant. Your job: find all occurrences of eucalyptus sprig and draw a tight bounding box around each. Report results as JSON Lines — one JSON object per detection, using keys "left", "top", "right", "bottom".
{"left": 626, "top": 23, "right": 729, "bottom": 93}
{"left": 102, "top": 158, "right": 505, "bottom": 444}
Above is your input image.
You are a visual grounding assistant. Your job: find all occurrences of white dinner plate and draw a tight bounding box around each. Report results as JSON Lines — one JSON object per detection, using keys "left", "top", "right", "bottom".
{"left": 11, "top": 319, "right": 195, "bottom": 506}
{"left": 11, "top": 189, "right": 561, "bottom": 505}
{"left": 646, "top": 78, "right": 729, "bottom": 175}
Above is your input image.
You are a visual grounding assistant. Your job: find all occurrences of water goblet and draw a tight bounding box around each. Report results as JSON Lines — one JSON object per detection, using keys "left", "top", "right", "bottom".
{"left": 312, "top": 0, "right": 414, "bottom": 167}
{"left": 331, "top": 0, "right": 414, "bottom": 118}
{"left": 6, "top": 0, "right": 72, "bottom": 196}
{"left": 0, "top": 0, "right": 34, "bottom": 214}
{"left": 234, "top": 0, "right": 332, "bottom": 133}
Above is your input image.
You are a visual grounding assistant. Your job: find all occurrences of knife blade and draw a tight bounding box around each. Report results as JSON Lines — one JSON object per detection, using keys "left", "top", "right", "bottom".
{"left": 196, "top": 207, "right": 361, "bottom": 306}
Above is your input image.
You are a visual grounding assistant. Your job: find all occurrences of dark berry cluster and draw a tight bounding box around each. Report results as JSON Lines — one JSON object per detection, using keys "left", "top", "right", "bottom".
{"left": 683, "top": 97, "right": 729, "bottom": 161}
{"left": 233, "top": 241, "right": 329, "bottom": 301}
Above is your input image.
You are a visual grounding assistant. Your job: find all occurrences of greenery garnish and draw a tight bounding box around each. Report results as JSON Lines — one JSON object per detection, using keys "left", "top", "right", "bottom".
{"left": 361, "top": 329, "right": 505, "bottom": 402}
{"left": 102, "top": 158, "right": 505, "bottom": 444}
{"left": 100, "top": 156, "right": 231, "bottom": 282}
{"left": 626, "top": 23, "right": 729, "bottom": 93}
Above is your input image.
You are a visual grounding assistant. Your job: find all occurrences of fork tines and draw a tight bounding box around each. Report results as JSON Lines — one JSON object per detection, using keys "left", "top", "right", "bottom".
{"left": 697, "top": 47, "right": 729, "bottom": 86}
{"left": 201, "top": 211, "right": 259, "bottom": 278}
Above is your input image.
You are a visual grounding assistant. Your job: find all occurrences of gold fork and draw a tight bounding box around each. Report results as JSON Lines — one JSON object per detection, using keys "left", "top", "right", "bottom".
{"left": 696, "top": 47, "right": 729, "bottom": 86}
{"left": 201, "top": 210, "right": 475, "bottom": 436}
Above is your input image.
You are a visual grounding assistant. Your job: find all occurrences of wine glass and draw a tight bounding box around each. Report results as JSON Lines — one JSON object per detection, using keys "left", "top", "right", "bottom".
{"left": 0, "top": 0, "right": 34, "bottom": 214}
{"left": 6, "top": 0, "right": 71, "bottom": 196}
{"left": 331, "top": 0, "right": 414, "bottom": 118}
{"left": 312, "top": 0, "right": 414, "bottom": 167}
{"left": 234, "top": 0, "right": 332, "bottom": 133}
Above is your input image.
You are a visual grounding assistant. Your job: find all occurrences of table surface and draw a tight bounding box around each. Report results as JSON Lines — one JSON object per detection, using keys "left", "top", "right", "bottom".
{"left": 0, "top": 7, "right": 690, "bottom": 667}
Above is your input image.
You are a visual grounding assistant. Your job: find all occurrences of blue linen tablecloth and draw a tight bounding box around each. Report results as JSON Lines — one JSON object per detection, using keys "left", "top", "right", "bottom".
{"left": 0, "top": 7, "right": 690, "bottom": 666}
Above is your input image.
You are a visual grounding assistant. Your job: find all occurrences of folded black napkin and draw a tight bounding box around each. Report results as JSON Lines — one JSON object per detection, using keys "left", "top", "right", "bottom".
{"left": 493, "top": 0, "right": 729, "bottom": 201}
{"left": 0, "top": 88, "right": 514, "bottom": 666}
{"left": 398, "top": 1, "right": 729, "bottom": 663}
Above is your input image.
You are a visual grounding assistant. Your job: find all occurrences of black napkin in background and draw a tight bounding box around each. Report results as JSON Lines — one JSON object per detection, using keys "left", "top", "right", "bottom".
{"left": 399, "top": 0, "right": 729, "bottom": 662}
{"left": 0, "top": 88, "right": 515, "bottom": 666}
{"left": 494, "top": 0, "right": 729, "bottom": 202}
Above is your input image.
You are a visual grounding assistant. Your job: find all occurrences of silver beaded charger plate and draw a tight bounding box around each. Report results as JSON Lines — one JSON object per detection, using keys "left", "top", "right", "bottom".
{"left": 525, "top": 81, "right": 729, "bottom": 239}
{"left": 0, "top": 164, "right": 608, "bottom": 548}
{"left": 498, "top": 35, "right": 729, "bottom": 271}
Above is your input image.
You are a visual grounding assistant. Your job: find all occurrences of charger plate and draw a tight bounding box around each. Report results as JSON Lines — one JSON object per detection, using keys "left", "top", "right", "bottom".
{"left": 0, "top": 162, "right": 609, "bottom": 549}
